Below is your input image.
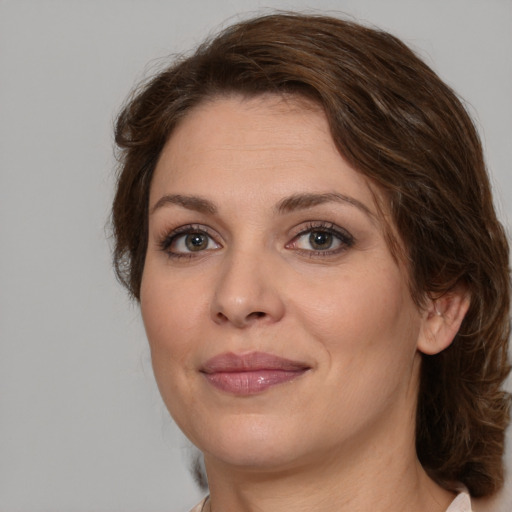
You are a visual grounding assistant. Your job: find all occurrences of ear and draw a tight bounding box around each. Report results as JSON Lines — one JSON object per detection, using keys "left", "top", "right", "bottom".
{"left": 417, "top": 285, "right": 471, "bottom": 355}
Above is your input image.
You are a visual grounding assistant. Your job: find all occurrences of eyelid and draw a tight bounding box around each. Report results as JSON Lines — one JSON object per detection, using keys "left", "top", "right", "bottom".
{"left": 286, "top": 221, "right": 355, "bottom": 255}
{"left": 158, "top": 224, "right": 222, "bottom": 256}
{"left": 156, "top": 221, "right": 354, "bottom": 259}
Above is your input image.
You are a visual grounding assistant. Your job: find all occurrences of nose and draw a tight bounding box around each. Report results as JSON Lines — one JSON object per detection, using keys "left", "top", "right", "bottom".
{"left": 210, "top": 249, "right": 285, "bottom": 328}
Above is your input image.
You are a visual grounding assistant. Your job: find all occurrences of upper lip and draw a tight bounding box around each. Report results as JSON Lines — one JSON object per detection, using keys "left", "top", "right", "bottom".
{"left": 201, "top": 351, "right": 310, "bottom": 373}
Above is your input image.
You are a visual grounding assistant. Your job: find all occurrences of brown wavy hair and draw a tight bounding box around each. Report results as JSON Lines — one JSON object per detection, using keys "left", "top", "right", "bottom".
{"left": 111, "top": 13, "right": 511, "bottom": 497}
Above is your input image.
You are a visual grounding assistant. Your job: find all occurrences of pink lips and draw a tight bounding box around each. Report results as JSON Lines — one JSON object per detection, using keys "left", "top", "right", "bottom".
{"left": 201, "top": 352, "right": 310, "bottom": 395}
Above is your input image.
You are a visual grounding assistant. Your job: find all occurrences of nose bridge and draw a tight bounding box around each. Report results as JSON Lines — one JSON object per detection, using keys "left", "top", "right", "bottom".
{"left": 211, "top": 244, "right": 285, "bottom": 327}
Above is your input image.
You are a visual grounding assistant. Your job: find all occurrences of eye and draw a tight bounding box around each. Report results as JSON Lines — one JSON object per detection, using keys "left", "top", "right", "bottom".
{"left": 160, "top": 226, "right": 221, "bottom": 257}
{"left": 301, "top": 231, "right": 337, "bottom": 251}
{"left": 287, "top": 223, "right": 354, "bottom": 255}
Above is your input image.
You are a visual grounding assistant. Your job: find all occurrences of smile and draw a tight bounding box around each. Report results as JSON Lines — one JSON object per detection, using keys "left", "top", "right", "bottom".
{"left": 200, "top": 352, "right": 311, "bottom": 395}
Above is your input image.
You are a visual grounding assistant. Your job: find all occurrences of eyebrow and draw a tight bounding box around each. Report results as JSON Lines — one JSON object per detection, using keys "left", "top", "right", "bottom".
{"left": 150, "top": 191, "right": 373, "bottom": 218}
{"left": 275, "top": 192, "right": 373, "bottom": 217}
{"left": 150, "top": 194, "right": 217, "bottom": 215}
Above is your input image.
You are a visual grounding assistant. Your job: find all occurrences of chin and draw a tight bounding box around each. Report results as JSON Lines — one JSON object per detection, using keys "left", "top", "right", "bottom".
{"left": 191, "top": 412, "right": 310, "bottom": 471}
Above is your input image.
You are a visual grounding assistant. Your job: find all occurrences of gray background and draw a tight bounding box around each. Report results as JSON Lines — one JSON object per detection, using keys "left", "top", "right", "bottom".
{"left": 1, "top": 0, "right": 510, "bottom": 511}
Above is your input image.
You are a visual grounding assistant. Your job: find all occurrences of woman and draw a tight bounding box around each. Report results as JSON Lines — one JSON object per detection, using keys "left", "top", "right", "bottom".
{"left": 111, "top": 13, "right": 510, "bottom": 512}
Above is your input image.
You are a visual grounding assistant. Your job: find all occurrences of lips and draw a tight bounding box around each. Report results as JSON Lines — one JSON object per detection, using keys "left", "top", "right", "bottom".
{"left": 201, "top": 352, "right": 310, "bottom": 395}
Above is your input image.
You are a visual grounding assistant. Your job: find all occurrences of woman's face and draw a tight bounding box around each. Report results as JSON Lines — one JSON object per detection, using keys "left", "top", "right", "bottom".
{"left": 141, "top": 95, "right": 428, "bottom": 472}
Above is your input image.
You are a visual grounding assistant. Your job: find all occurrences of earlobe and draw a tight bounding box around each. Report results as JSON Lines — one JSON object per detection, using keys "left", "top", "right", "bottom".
{"left": 417, "top": 286, "right": 471, "bottom": 356}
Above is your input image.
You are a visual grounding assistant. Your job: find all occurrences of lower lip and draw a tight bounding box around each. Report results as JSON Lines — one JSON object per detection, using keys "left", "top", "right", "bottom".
{"left": 203, "top": 369, "right": 308, "bottom": 395}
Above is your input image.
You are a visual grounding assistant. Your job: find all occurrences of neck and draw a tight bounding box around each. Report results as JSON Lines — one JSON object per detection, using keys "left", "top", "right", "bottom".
{"left": 205, "top": 443, "right": 454, "bottom": 512}
{"left": 203, "top": 387, "right": 455, "bottom": 512}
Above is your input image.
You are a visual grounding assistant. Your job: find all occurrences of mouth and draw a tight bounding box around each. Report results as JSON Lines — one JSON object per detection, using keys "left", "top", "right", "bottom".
{"left": 200, "top": 351, "right": 311, "bottom": 395}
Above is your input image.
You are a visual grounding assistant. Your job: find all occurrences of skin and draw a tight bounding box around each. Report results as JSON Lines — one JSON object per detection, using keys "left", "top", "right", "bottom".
{"left": 140, "top": 95, "right": 469, "bottom": 512}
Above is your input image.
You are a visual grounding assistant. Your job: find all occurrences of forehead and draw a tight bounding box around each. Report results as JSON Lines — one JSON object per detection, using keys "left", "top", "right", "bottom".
{"left": 151, "top": 94, "right": 379, "bottom": 209}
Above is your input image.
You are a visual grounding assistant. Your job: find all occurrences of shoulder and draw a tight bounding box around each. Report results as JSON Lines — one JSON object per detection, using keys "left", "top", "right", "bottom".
{"left": 446, "top": 491, "right": 472, "bottom": 512}
{"left": 188, "top": 497, "right": 208, "bottom": 512}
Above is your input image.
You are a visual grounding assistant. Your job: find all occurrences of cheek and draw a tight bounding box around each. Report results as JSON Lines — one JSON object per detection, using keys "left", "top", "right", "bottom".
{"left": 140, "top": 267, "right": 203, "bottom": 379}
{"left": 296, "top": 270, "right": 421, "bottom": 423}
{"left": 139, "top": 273, "right": 199, "bottom": 421}
{"left": 294, "top": 267, "right": 420, "bottom": 366}
{"left": 141, "top": 262, "right": 204, "bottom": 339}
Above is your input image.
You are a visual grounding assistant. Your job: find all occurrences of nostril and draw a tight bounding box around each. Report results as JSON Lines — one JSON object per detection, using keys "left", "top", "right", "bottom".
{"left": 248, "top": 311, "right": 266, "bottom": 320}
{"left": 213, "top": 310, "right": 267, "bottom": 327}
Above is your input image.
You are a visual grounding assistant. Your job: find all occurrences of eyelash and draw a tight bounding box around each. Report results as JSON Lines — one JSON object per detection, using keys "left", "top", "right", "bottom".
{"left": 157, "top": 222, "right": 355, "bottom": 260}
{"left": 158, "top": 224, "right": 220, "bottom": 260}
{"left": 286, "top": 222, "right": 355, "bottom": 257}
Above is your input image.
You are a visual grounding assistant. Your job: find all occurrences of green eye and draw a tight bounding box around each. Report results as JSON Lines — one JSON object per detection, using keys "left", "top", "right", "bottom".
{"left": 163, "top": 228, "right": 221, "bottom": 256}
{"left": 289, "top": 223, "right": 354, "bottom": 255}
{"left": 185, "top": 233, "right": 209, "bottom": 251}
{"left": 308, "top": 231, "right": 334, "bottom": 250}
